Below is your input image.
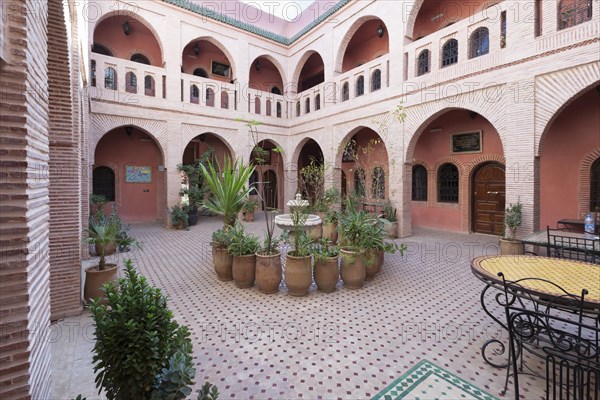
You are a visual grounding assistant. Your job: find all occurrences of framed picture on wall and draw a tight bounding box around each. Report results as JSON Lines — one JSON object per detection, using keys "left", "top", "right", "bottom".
{"left": 451, "top": 131, "right": 482, "bottom": 154}
{"left": 211, "top": 61, "right": 230, "bottom": 77}
{"left": 125, "top": 165, "right": 152, "bottom": 183}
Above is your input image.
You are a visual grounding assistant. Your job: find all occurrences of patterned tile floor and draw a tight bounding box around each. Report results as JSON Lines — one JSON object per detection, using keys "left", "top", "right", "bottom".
{"left": 50, "top": 214, "right": 547, "bottom": 399}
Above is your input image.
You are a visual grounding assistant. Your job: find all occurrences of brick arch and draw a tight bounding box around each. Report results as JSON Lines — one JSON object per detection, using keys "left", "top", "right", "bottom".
{"left": 183, "top": 37, "right": 237, "bottom": 81}
{"left": 464, "top": 154, "right": 506, "bottom": 175}
{"left": 404, "top": 91, "right": 507, "bottom": 162}
{"left": 404, "top": 0, "right": 426, "bottom": 41}
{"left": 579, "top": 148, "right": 600, "bottom": 215}
{"left": 180, "top": 129, "right": 237, "bottom": 163}
{"left": 291, "top": 50, "right": 325, "bottom": 93}
{"left": 535, "top": 62, "right": 600, "bottom": 156}
{"left": 91, "top": 115, "right": 168, "bottom": 162}
{"left": 250, "top": 138, "right": 287, "bottom": 163}
{"left": 333, "top": 125, "right": 391, "bottom": 170}
{"left": 334, "top": 15, "right": 387, "bottom": 73}
{"left": 94, "top": 11, "right": 164, "bottom": 65}
{"left": 291, "top": 136, "right": 322, "bottom": 168}
{"left": 412, "top": 159, "right": 433, "bottom": 171}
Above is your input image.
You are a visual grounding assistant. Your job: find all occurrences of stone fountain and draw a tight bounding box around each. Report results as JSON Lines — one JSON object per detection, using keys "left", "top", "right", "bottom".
{"left": 274, "top": 193, "right": 321, "bottom": 231}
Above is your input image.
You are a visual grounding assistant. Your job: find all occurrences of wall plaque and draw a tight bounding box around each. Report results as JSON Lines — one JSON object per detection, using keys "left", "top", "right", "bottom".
{"left": 451, "top": 131, "right": 482, "bottom": 154}
{"left": 125, "top": 166, "right": 152, "bottom": 183}
{"left": 211, "top": 61, "right": 230, "bottom": 77}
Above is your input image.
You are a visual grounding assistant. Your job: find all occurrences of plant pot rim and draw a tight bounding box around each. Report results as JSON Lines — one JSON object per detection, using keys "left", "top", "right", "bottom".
{"left": 85, "top": 263, "right": 118, "bottom": 273}
{"left": 256, "top": 251, "right": 281, "bottom": 258}
{"left": 315, "top": 255, "right": 339, "bottom": 263}
{"left": 340, "top": 246, "right": 363, "bottom": 253}
{"left": 232, "top": 253, "right": 257, "bottom": 259}
{"left": 286, "top": 253, "right": 311, "bottom": 260}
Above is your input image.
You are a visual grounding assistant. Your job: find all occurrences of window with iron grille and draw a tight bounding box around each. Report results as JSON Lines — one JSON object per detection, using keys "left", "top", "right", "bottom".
{"left": 442, "top": 39, "right": 458, "bottom": 67}
{"left": 342, "top": 82, "right": 349, "bottom": 101}
{"left": 371, "top": 69, "right": 381, "bottom": 91}
{"left": 296, "top": 101, "right": 301, "bottom": 117}
{"left": 104, "top": 67, "right": 117, "bottom": 90}
{"left": 254, "top": 96, "right": 261, "bottom": 114}
{"left": 91, "top": 60, "right": 96, "bottom": 87}
{"left": 354, "top": 168, "right": 366, "bottom": 197}
{"left": 93, "top": 166, "right": 115, "bottom": 201}
{"left": 417, "top": 50, "right": 430, "bottom": 76}
{"left": 372, "top": 167, "right": 385, "bottom": 199}
{"left": 276, "top": 102, "right": 282, "bottom": 118}
{"left": 315, "top": 94, "right": 321, "bottom": 111}
{"left": 438, "top": 163, "right": 459, "bottom": 203}
{"left": 412, "top": 165, "right": 428, "bottom": 201}
{"left": 500, "top": 11, "right": 507, "bottom": 48}
{"left": 206, "top": 89, "right": 215, "bottom": 107}
{"left": 356, "top": 76, "right": 364, "bottom": 96}
{"left": 221, "top": 92, "right": 229, "bottom": 109}
{"left": 305, "top": 97, "right": 310, "bottom": 114}
{"left": 591, "top": 158, "right": 600, "bottom": 211}
{"left": 190, "top": 85, "right": 199, "bottom": 104}
{"left": 144, "top": 75, "right": 155, "bottom": 96}
{"left": 559, "top": 0, "right": 592, "bottom": 30}
{"left": 125, "top": 72, "right": 137, "bottom": 93}
{"left": 470, "top": 28, "right": 489, "bottom": 58}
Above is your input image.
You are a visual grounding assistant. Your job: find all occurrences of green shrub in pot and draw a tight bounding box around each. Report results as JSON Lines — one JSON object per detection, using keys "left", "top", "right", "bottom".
{"left": 227, "top": 223, "right": 260, "bottom": 288}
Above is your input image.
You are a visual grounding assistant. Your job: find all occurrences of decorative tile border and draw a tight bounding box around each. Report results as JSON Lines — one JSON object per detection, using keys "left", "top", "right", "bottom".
{"left": 372, "top": 359, "right": 499, "bottom": 400}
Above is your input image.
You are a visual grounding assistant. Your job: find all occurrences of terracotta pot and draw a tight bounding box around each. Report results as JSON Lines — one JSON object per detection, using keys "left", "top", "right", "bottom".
{"left": 323, "top": 222, "right": 338, "bottom": 244}
{"left": 95, "top": 241, "right": 116, "bottom": 257}
{"left": 383, "top": 221, "right": 397, "bottom": 239}
{"left": 212, "top": 245, "right": 233, "bottom": 281}
{"left": 309, "top": 224, "right": 323, "bottom": 241}
{"left": 84, "top": 263, "right": 118, "bottom": 304}
{"left": 340, "top": 248, "right": 366, "bottom": 289}
{"left": 314, "top": 256, "right": 339, "bottom": 293}
{"left": 285, "top": 254, "right": 312, "bottom": 296}
{"left": 244, "top": 210, "right": 254, "bottom": 222}
{"left": 255, "top": 252, "right": 282, "bottom": 294}
{"left": 232, "top": 254, "right": 256, "bottom": 288}
{"left": 499, "top": 239, "right": 524, "bottom": 256}
{"left": 364, "top": 248, "right": 379, "bottom": 281}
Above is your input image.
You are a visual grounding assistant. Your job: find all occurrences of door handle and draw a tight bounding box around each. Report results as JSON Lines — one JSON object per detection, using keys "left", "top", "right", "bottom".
{"left": 486, "top": 191, "right": 499, "bottom": 195}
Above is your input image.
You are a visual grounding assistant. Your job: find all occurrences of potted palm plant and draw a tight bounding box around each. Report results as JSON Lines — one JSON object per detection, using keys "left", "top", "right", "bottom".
{"left": 200, "top": 158, "right": 255, "bottom": 230}
{"left": 255, "top": 210, "right": 282, "bottom": 294}
{"left": 83, "top": 219, "right": 141, "bottom": 303}
{"left": 228, "top": 223, "right": 260, "bottom": 289}
{"left": 285, "top": 209, "right": 313, "bottom": 297}
{"left": 212, "top": 228, "right": 233, "bottom": 281}
{"left": 338, "top": 209, "right": 370, "bottom": 289}
{"left": 310, "top": 238, "right": 339, "bottom": 293}
{"left": 500, "top": 201, "right": 524, "bottom": 255}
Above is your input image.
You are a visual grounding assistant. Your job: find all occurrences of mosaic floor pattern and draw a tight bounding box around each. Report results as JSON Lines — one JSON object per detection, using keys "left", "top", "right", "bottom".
{"left": 50, "top": 214, "right": 547, "bottom": 399}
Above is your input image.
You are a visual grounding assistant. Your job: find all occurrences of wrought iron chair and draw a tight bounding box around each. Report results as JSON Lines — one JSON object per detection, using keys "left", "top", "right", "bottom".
{"left": 547, "top": 227, "right": 600, "bottom": 264}
{"left": 498, "top": 274, "right": 599, "bottom": 400}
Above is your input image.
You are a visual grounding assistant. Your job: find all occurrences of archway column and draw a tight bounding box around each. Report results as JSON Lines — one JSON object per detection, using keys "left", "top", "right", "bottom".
{"left": 504, "top": 78, "right": 538, "bottom": 236}
{"left": 166, "top": 121, "right": 183, "bottom": 227}
{"left": 283, "top": 167, "right": 299, "bottom": 213}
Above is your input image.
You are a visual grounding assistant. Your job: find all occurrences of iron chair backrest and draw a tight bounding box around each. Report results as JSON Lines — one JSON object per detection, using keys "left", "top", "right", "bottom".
{"left": 498, "top": 274, "right": 600, "bottom": 400}
{"left": 546, "top": 226, "right": 600, "bottom": 264}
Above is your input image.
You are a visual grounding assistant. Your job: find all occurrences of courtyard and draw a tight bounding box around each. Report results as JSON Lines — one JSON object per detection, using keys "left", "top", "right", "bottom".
{"left": 50, "top": 215, "right": 548, "bottom": 399}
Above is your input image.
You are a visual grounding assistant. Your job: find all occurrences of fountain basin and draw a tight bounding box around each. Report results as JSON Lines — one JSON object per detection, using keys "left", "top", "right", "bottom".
{"left": 274, "top": 214, "right": 321, "bottom": 231}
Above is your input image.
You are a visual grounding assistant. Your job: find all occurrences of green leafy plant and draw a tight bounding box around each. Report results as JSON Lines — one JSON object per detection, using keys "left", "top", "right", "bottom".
{"left": 211, "top": 228, "right": 232, "bottom": 249}
{"left": 309, "top": 238, "right": 339, "bottom": 264}
{"left": 504, "top": 200, "right": 522, "bottom": 240}
{"left": 381, "top": 201, "right": 397, "bottom": 222}
{"left": 258, "top": 210, "right": 280, "bottom": 256}
{"left": 298, "top": 159, "right": 325, "bottom": 209}
{"left": 200, "top": 158, "right": 255, "bottom": 230}
{"left": 338, "top": 209, "right": 374, "bottom": 250}
{"left": 197, "top": 382, "right": 220, "bottom": 400}
{"left": 288, "top": 207, "right": 312, "bottom": 257}
{"left": 89, "top": 260, "right": 212, "bottom": 400}
{"left": 242, "top": 198, "right": 259, "bottom": 212}
{"left": 83, "top": 219, "right": 141, "bottom": 270}
{"left": 90, "top": 193, "right": 108, "bottom": 212}
{"left": 178, "top": 149, "right": 214, "bottom": 212}
{"left": 324, "top": 210, "right": 339, "bottom": 225}
{"left": 227, "top": 223, "right": 260, "bottom": 256}
{"left": 170, "top": 205, "right": 189, "bottom": 230}
{"left": 109, "top": 204, "right": 132, "bottom": 251}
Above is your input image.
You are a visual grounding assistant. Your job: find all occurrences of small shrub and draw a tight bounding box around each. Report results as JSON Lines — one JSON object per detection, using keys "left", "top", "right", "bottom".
{"left": 171, "top": 205, "right": 189, "bottom": 229}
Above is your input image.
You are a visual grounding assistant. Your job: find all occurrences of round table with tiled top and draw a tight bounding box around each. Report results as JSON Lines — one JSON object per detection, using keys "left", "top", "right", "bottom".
{"left": 471, "top": 255, "right": 600, "bottom": 306}
{"left": 471, "top": 255, "right": 600, "bottom": 372}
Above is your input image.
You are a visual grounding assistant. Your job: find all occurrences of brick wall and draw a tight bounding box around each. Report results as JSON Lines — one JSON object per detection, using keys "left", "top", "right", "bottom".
{"left": 0, "top": 0, "right": 52, "bottom": 397}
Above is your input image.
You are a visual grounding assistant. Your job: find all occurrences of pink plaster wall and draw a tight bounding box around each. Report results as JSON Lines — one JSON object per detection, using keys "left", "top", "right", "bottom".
{"left": 412, "top": 110, "right": 504, "bottom": 231}
{"left": 94, "top": 16, "right": 163, "bottom": 66}
{"left": 412, "top": 0, "right": 501, "bottom": 39}
{"left": 182, "top": 41, "right": 232, "bottom": 82}
{"left": 95, "top": 128, "right": 164, "bottom": 223}
{"left": 341, "top": 128, "right": 389, "bottom": 200}
{"left": 249, "top": 57, "right": 283, "bottom": 92}
{"left": 540, "top": 89, "right": 600, "bottom": 229}
{"left": 342, "top": 20, "right": 389, "bottom": 73}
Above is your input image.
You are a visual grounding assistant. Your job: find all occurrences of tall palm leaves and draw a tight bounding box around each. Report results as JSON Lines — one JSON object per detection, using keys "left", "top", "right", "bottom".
{"left": 200, "top": 158, "right": 255, "bottom": 230}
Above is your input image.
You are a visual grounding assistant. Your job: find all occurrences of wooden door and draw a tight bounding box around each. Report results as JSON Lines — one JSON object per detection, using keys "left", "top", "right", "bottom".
{"left": 472, "top": 163, "right": 505, "bottom": 235}
{"left": 263, "top": 170, "right": 278, "bottom": 210}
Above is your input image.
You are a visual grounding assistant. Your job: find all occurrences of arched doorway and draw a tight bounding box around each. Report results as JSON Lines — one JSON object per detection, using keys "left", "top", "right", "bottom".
{"left": 472, "top": 163, "right": 505, "bottom": 235}
{"left": 297, "top": 139, "right": 324, "bottom": 205}
{"left": 263, "top": 170, "right": 278, "bottom": 210}
{"left": 296, "top": 52, "right": 325, "bottom": 92}
{"left": 94, "top": 126, "right": 165, "bottom": 222}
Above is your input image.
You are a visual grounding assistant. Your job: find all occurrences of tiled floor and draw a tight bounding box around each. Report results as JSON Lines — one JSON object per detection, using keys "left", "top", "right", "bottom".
{"left": 50, "top": 214, "right": 547, "bottom": 399}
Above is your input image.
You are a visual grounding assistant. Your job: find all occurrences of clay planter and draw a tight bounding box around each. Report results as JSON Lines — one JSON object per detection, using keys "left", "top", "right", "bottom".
{"left": 323, "top": 222, "right": 338, "bottom": 244}
{"left": 255, "top": 252, "right": 282, "bottom": 294}
{"left": 314, "top": 256, "right": 339, "bottom": 293}
{"left": 95, "top": 242, "right": 116, "bottom": 257}
{"left": 285, "top": 254, "right": 312, "bottom": 297}
{"left": 499, "top": 239, "right": 524, "bottom": 255}
{"left": 84, "top": 263, "right": 118, "bottom": 304}
{"left": 212, "top": 245, "right": 233, "bottom": 281}
{"left": 309, "top": 224, "right": 323, "bottom": 241}
{"left": 232, "top": 254, "right": 256, "bottom": 288}
{"left": 382, "top": 220, "right": 397, "bottom": 239}
{"left": 340, "top": 248, "right": 366, "bottom": 289}
{"left": 364, "top": 248, "right": 379, "bottom": 281}
{"left": 244, "top": 210, "right": 255, "bottom": 222}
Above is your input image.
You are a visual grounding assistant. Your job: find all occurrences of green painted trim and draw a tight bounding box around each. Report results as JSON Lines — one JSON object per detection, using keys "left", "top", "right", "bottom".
{"left": 162, "top": 0, "right": 350, "bottom": 45}
{"left": 372, "top": 359, "right": 500, "bottom": 400}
